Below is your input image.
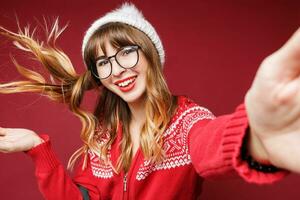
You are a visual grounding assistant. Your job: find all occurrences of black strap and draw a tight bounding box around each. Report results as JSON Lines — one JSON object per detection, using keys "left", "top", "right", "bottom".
{"left": 77, "top": 185, "right": 90, "bottom": 200}
{"left": 241, "top": 129, "right": 279, "bottom": 173}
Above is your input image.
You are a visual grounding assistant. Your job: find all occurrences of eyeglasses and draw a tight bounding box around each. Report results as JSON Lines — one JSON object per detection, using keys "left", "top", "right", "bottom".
{"left": 93, "top": 45, "right": 140, "bottom": 79}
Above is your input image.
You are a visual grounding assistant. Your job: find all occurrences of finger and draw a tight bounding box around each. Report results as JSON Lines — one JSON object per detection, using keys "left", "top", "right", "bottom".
{"left": 280, "top": 27, "right": 300, "bottom": 58}
{"left": 0, "top": 141, "right": 13, "bottom": 153}
{"left": 0, "top": 135, "right": 6, "bottom": 141}
{"left": 0, "top": 127, "right": 6, "bottom": 136}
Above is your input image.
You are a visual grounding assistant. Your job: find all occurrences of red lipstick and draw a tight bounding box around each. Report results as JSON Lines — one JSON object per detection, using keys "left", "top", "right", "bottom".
{"left": 114, "top": 76, "right": 137, "bottom": 92}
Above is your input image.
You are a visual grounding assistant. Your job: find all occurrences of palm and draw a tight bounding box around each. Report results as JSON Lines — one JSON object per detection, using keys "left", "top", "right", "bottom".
{"left": 246, "top": 28, "right": 300, "bottom": 172}
{"left": 0, "top": 127, "right": 41, "bottom": 153}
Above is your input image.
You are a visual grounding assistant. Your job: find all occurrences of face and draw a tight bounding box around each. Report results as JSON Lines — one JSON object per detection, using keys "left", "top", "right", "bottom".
{"left": 97, "top": 40, "right": 148, "bottom": 104}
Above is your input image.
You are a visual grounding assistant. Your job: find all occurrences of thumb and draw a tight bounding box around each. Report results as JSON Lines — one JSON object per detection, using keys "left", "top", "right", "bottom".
{"left": 280, "top": 27, "right": 300, "bottom": 58}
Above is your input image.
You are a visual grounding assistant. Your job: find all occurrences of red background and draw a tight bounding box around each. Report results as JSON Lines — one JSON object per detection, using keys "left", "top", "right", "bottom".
{"left": 1, "top": 0, "right": 300, "bottom": 199}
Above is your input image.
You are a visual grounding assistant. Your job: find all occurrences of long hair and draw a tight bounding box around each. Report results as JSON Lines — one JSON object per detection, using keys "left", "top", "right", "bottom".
{"left": 0, "top": 19, "right": 177, "bottom": 173}
{"left": 84, "top": 22, "right": 177, "bottom": 172}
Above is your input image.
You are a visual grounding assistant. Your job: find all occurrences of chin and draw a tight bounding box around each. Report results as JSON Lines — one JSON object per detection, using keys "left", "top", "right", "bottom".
{"left": 119, "top": 90, "right": 146, "bottom": 104}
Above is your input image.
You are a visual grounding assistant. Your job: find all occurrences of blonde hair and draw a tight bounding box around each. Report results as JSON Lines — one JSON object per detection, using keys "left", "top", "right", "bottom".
{"left": 0, "top": 19, "right": 177, "bottom": 172}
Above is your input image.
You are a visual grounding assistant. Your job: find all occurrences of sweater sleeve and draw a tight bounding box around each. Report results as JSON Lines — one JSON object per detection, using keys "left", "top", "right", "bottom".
{"left": 188, "top": 104, "right": 289, "bottom": 184}
{"left": 26, "top": 134, "right": 100, "bottom": 200}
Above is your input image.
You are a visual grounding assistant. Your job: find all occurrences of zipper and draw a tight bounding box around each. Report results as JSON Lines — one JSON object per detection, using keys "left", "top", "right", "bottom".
{"left": 123, "top": 173, "right": 128, "bottom": 192}
{"left": 122, "top": 149, "right": 141, "bottom": 200}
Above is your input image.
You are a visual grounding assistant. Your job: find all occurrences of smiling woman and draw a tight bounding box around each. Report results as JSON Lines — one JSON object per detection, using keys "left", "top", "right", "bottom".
{"left": 1, "top": 1, "right": 300, "bottom": 200}
{"left": 81, "top": 20, "right": 177, "bottom": 173}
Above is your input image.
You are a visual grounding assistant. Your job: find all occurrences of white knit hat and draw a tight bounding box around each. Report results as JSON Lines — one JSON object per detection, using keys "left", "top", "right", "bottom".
{"left": 82, "top": 2, "right": 165, "bottom": 65}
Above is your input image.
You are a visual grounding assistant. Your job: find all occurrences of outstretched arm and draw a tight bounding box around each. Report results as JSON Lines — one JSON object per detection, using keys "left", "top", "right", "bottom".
{"left": 188, "top": 105, "right": 288, "bottom": 184}
{"left": 246, "top": 28, "right": 300, "bottom": 173}
{"left": 0, "top": 128, "right": 100, "bottom": 200}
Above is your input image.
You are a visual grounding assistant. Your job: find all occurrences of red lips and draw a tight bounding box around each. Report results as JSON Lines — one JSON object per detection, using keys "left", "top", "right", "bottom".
{"left": 114, "top": 76, "right": 137, "bottom": 85}
{"left": 114, "top": 75, "right": 137, "bottom": 92}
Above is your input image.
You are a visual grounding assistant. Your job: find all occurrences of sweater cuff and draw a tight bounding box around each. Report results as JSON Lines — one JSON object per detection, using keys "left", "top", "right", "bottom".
{"left": 223, "top": 104, "right": 289, "bottom": 184}
{"left": 25, "top": 134, "right": 60, "bottom": 172}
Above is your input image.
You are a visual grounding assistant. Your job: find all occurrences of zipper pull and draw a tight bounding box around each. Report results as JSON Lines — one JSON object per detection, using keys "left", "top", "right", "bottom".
{"left": 123, "top": 173, "right": 128, "bottom": 192}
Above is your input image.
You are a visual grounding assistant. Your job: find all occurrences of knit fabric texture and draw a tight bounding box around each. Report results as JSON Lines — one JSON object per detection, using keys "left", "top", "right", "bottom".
{"left": 26, "top": 96, "right": 288, "bottom": 200}
{"left": 82, "top": 2, "right": 165, "bottom": 65}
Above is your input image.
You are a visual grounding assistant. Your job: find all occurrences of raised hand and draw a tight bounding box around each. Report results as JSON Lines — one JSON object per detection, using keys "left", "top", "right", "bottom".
{"left": 246, "top": 28, "right": 300, "bottom": 173}
{"left": 0, "top": 127, "right": 43, "bottom": 153}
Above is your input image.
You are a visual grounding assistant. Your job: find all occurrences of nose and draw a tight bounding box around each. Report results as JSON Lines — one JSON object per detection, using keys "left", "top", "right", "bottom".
{"left": 110, "top": 58, "right": 125, "bottom": 76}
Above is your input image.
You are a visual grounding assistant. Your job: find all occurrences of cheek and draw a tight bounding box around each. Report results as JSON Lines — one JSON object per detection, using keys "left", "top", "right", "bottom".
{"left": 140, "top": 67, "right": 148, "bottom": 82}
{"left": 100, "top": 79, "right": 121, "bottom": 96}
{"left": 133, "top": 61, "right": 148, "bottom": 76}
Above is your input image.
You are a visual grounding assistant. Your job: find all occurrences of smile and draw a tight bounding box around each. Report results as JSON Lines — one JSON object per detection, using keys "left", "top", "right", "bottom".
{"left": 114, "top": 76, "right": 137, "bottom": 92}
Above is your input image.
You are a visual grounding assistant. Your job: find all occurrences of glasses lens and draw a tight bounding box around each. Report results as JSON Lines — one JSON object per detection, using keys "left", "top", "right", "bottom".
{"left": 96, "top": 59, "right": 111, "bottom": 79}
{"left": 116, "top": 46, "right": 139, "bottom": 69}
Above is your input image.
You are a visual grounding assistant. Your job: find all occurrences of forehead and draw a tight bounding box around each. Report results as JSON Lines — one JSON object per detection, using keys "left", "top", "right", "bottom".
{"left": 96, "top": 37, "right": 137, "bottom": 58}
{"left": 86, "top": 24, "right": 139, "bottom": 61}
{"left": 96, "top": 40, "right": 116, "bottom": 57}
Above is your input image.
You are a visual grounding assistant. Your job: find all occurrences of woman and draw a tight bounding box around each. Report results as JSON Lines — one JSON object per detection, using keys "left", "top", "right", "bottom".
{"left": 0, "top": 2, "right": 300, "bottom": 200}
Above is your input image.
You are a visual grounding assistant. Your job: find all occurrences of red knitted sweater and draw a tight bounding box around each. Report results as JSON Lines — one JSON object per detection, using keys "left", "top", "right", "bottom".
{"left": 26, "top": 96, "right": 288, "bottom": 200}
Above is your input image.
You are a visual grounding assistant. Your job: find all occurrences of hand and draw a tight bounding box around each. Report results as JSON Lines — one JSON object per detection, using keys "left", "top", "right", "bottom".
{"left": 0, "top": 127, "right": 43, "bottom": 153}
{"left": 245, "top": 28, "right": 300, "bottom": 173}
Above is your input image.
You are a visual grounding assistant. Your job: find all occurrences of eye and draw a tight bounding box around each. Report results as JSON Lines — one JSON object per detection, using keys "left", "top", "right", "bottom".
{"left": 121, "top": 47, "right": 136, "bottom": 56}
{"left": 97, "top": 59, "right": 109, "bottom": 67}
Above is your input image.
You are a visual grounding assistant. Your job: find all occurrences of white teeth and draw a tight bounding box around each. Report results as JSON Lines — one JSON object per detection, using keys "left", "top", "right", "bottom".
{"left": 117, "top": 77, "right": 136, "bottom": 87}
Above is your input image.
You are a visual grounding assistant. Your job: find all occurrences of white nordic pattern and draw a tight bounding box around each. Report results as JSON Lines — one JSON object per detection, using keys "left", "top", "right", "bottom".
{"left": 88, "top": 99, "right": 215, "bottom": 180}
{"left": 136, "top": 105, "right": 215, "bottom": 180}
{"left": 88, "top": 150, "right": 114, "bottom": 178}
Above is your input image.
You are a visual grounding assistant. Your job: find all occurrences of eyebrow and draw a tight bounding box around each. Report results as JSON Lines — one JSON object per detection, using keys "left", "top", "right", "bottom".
{"left": 95, "top": 55, "right": 107, "bottom": 62}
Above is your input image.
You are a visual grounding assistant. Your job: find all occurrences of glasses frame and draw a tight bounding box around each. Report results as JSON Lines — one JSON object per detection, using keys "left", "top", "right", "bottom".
{"left": 92, "top": 45, "right": 140, "bottom": 80}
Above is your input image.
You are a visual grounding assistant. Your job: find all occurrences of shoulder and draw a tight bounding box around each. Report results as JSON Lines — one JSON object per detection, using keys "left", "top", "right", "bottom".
{"left": 162, "top": 96, "right": 215, "bottom": 149}
{"left": 135, "top": 96, "right": 215, "bottom": 179}
{"left": 169, "top": 95, "right": 215, "bottom": 127}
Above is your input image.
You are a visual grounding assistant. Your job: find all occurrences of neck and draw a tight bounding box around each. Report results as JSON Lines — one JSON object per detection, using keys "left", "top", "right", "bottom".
{"left": 127, "top": 96, "right": 146, "bottom": 155}
{"left": 128, "top": 96, "right": 146, "bottom": 127}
